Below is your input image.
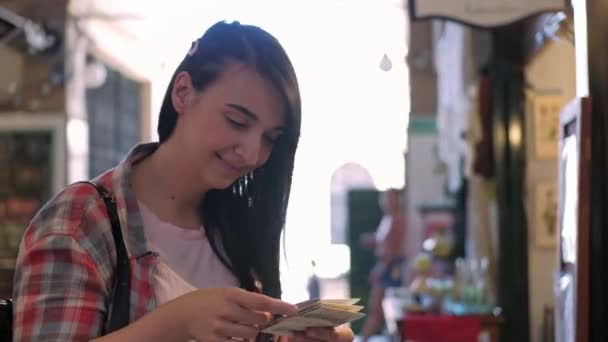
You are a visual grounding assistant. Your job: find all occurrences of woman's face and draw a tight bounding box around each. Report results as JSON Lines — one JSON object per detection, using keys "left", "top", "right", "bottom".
{"left": 171, "top": 63, "right": 285, "bottom": 190}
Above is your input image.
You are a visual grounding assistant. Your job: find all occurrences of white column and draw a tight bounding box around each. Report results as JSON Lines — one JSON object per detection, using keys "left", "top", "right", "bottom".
{"left": 65, "top": 17, "right": 89, "bottom": 183}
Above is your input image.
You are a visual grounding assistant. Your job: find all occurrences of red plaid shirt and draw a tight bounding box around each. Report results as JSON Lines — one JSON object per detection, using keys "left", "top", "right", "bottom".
{"left": 13, "top": 143, "right": 162, "bottom": 341}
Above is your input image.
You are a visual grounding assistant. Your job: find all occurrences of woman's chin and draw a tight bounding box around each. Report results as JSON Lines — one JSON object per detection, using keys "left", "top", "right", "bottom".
{"left": 207, "top": 176, "right": 240, "bottom": 191}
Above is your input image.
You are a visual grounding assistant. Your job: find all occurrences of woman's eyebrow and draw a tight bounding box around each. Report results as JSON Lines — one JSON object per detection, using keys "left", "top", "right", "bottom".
{"left": 226, "top": 103, "right": 285, "bottom": 131}
{"left": 226, "top": 103, "right": 258, "bottom": 121}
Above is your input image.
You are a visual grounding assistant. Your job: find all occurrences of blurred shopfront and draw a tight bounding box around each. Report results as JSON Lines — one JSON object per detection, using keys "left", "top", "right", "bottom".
{"left": 396, "top": 1, "right": 608, "bottom": 341}
{"left": 0, "top": 0, "right": 150, "bottom": 297}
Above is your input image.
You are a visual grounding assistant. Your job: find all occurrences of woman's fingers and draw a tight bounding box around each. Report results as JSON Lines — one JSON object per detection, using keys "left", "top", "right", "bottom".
{"left": 305, "top": 328, "right": 340, "bottom": 341}
{"left": 220, "top": 301, "right": 272, "bottom": 327}
{"left": 301, "top": 327, "right": 354, "bottom": 342}
{"left": 215, "top": 320, "right": 260, "bottom": 340}
{"left": 289, "top": 331, "right": 325, "bottom": 342}
{"left": 228, "top": 288, "right": 298, "bottom": 316}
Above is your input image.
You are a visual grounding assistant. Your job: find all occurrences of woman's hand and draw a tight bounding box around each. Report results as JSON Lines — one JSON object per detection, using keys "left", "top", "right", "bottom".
{"left": 93, "top": 287, "right": 297, "bottom": 342}
{"left": 285, "top": 326, "right": 355, "bottom": 342}
{"left": 174, "top": 287, "right": 298, "bottom": 341}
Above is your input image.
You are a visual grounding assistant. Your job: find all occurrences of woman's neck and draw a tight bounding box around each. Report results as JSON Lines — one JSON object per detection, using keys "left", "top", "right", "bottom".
{"left": 131, "top": 142, "right": 208, "bottom": 229}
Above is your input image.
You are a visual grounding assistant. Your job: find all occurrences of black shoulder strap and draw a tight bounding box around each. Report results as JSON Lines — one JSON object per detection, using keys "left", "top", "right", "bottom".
{"left": 82, "top": 181, "right": 131, "bottom": 333}
{"left": 0, "top": 299, "right": 12, "bottom": 341}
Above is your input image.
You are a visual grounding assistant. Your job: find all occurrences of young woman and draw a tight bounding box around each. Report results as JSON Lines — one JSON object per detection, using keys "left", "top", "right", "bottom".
{"left": 12, "top": 20, "right": 354, "bottom": 342}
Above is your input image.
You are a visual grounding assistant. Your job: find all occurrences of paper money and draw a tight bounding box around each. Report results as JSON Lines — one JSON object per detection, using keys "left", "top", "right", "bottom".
{"left": 262, "top": 298, "right": 365, "bottom": 336}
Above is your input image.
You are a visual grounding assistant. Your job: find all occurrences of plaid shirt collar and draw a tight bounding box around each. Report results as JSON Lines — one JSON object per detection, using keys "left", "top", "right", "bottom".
{"left": 101, "top": 142, "right": 160, "bottom": 259}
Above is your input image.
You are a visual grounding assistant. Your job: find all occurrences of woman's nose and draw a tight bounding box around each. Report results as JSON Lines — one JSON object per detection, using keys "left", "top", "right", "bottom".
{"left": 235, "top": 134, "right": 264, "bottom": 167}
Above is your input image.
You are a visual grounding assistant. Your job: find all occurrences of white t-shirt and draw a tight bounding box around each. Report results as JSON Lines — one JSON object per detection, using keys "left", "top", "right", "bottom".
{"left": 138, "top": 201, "right": 239, "bottom": 305}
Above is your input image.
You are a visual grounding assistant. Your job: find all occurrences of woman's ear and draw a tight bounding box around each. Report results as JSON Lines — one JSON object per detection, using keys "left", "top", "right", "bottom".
{"left": 171, "top": 71, "right": 194, "bottom": 115}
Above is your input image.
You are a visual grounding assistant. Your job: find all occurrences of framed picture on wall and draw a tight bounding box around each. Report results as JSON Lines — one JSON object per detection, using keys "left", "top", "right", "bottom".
{"left": 0, "top": 113, "right": 66, "bottom": 269}
{"left": 532, "top": 94, "right": 565, "bottom": 160}
{"left": 534, "top": 182, "right": 558, "bottom": 248}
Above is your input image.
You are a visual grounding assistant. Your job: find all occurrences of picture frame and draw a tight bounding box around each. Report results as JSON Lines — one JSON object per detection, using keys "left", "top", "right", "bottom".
{"left": 0, "top": 113, "right": 66, "bottom": 268}
{"left": 534, "top": 182, "right": 559, "bottom": 248}
{"left": 532, "top": 94, "right": 564, "bottom": 160}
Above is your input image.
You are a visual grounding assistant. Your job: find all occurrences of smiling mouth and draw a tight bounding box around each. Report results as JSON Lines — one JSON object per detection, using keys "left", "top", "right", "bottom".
{"left": 215, "top": 153, "right": 244, "bottom": 174}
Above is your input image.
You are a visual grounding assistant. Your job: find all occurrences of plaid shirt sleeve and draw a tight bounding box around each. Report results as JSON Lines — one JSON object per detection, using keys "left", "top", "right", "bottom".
{"left": 13, "top": 184, "right": 116, "bottom": 341}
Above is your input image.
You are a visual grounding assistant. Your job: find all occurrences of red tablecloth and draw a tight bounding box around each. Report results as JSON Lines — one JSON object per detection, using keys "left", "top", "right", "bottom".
{"left": 403, "top": 314, "right": 481, "bottom": 342}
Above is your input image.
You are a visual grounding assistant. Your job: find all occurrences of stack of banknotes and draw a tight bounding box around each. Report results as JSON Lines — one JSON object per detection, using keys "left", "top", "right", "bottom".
{"left": 262, "top": 299, "right": 365, "bottom": 336}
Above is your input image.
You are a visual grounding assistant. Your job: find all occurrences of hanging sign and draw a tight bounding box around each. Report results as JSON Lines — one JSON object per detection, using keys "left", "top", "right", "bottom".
{"left": 409, "top": 0, "right": 565, "bottom": 28}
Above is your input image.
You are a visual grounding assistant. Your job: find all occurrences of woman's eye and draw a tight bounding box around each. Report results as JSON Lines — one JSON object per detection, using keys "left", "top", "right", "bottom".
{"left": 227, "top": 117, "right": 247, "bottom": 128}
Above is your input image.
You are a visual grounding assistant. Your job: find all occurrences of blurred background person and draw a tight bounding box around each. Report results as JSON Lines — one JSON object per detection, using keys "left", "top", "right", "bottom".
{"left": 358, "top": 188, "right": 406, "bottom": 341}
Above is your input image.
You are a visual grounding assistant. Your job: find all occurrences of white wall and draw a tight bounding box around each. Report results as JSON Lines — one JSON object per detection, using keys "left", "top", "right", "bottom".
{"left": 524, "top": 38, "right": 576, "bottom": 342}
